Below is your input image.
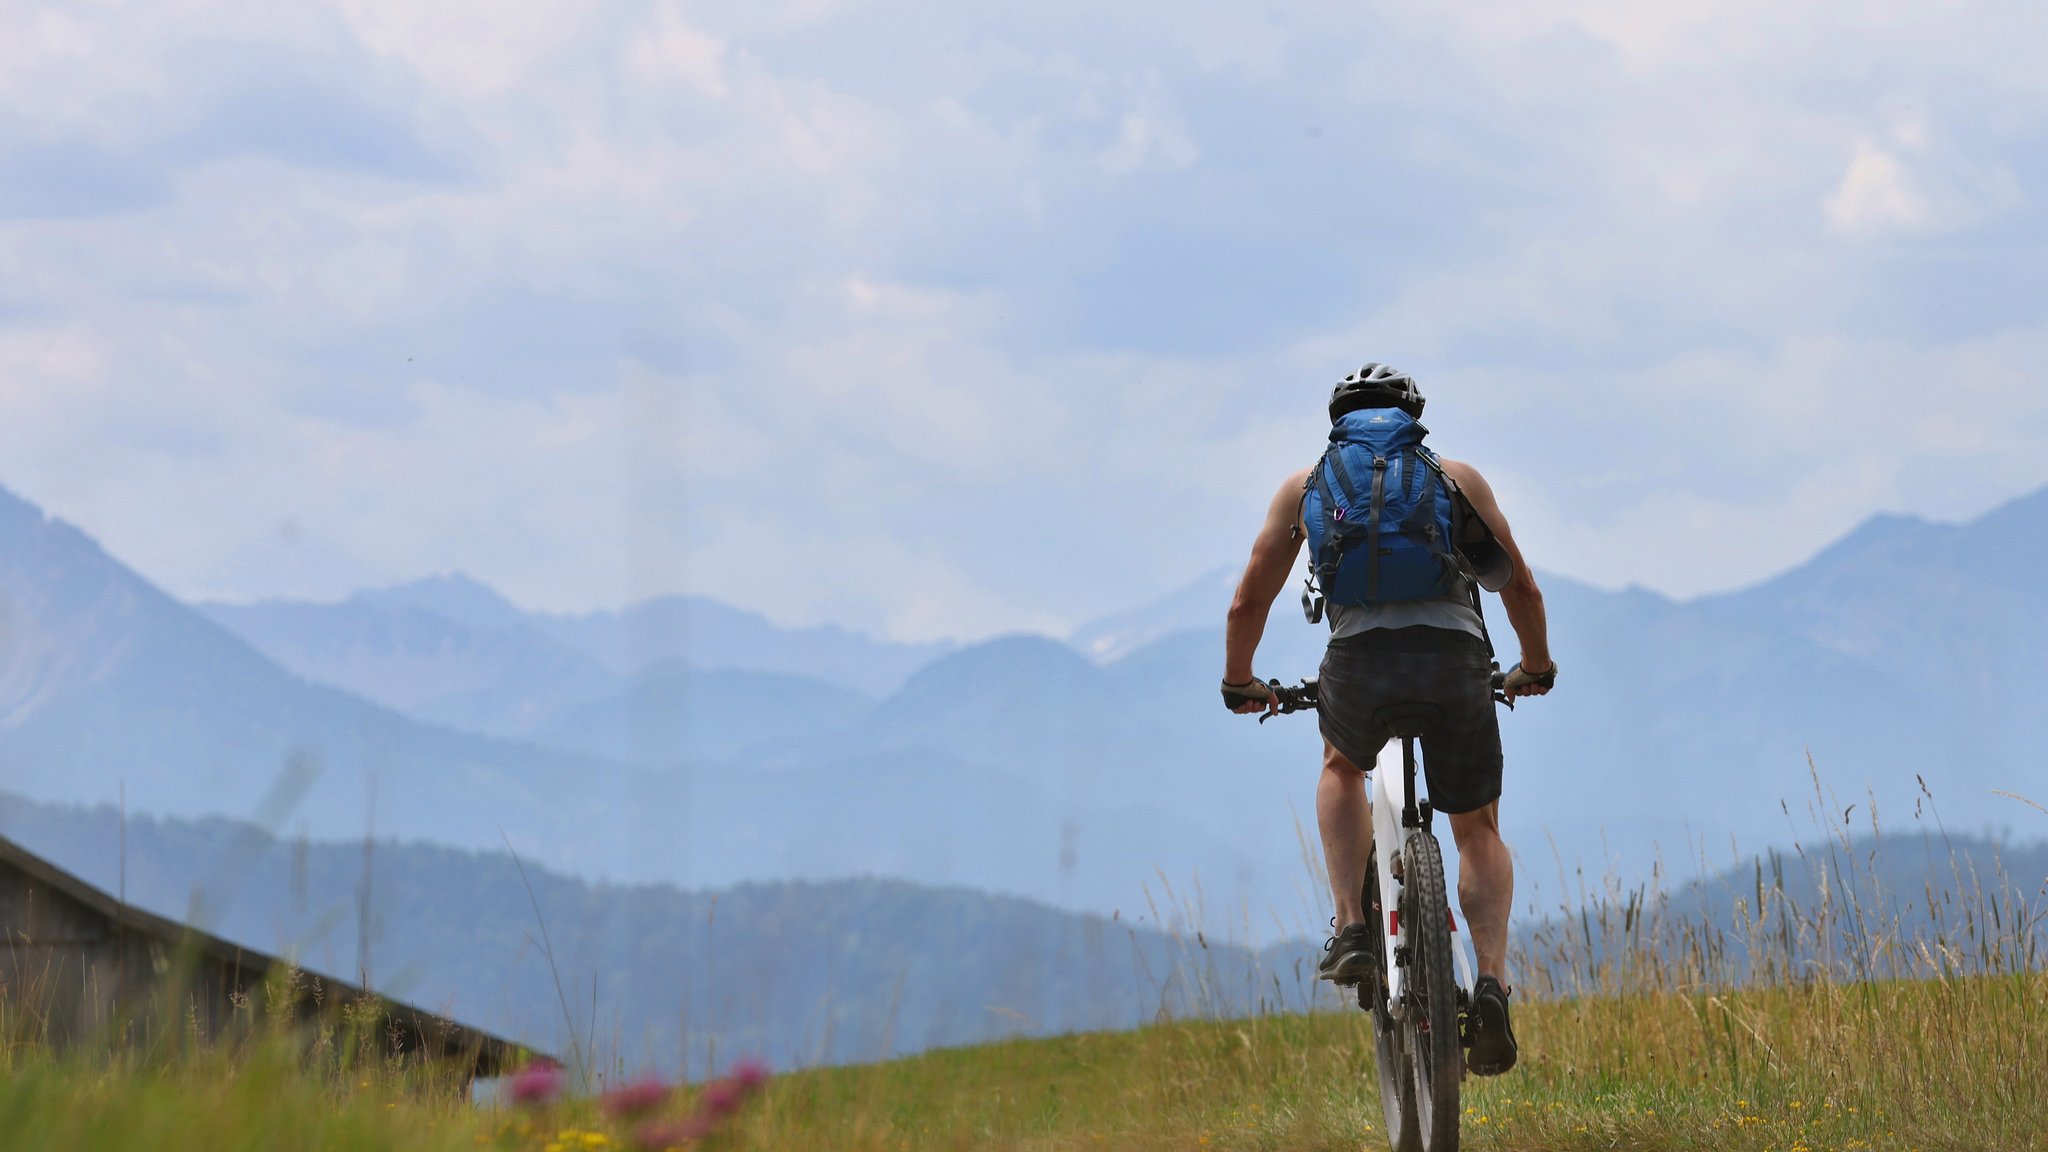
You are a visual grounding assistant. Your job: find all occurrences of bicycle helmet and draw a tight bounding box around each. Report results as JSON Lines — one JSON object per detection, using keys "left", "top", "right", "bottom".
{"left": 1328, "top": 363, "right": 1425, "bottom": 421}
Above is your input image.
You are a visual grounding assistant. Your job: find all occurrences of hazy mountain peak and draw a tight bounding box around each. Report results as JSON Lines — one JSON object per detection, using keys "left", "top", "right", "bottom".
{"left": 1825, "top": 510, "right": 1943, "bottom": 554}
{"left": 1069, "top": 566, "right": 1239, "bottom": 665}
{"left": 0, "top": 482, "right": 43, "bottom": 524}
{"left": 1735, "top": 481, "right": 2048, "bottom": 599}
{"left": 0, "top": 484, "right": 120, "bottom": 573}
{"left": 1966, "top": 483, "right": 2048, "bottom": 570}
{"left": 533, "top": 593, "right": 952, "bottom": 695}
{"left": 346, "top": 572, "right": 529, "bottom": 632}
{"left": 890, "top": 633, "right": 1095, "bottom": 701}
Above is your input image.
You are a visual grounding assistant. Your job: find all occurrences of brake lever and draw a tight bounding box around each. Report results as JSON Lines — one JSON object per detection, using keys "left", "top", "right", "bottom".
{"left": 1258, "top": 677, "right": 1288, "bottom": 723}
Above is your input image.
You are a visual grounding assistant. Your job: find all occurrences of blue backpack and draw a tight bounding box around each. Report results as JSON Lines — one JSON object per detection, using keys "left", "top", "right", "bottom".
{"left": 1302, "top": 408, "right": 1460, "bottom": 606}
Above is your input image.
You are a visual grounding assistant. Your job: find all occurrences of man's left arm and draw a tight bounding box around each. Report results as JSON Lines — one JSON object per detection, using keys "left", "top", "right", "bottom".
{"left": 1224, "top": 470, "right": 1311, "bottom": 708}
{"left": 1440, "top": 459, "right": 1554, "bottom": 696}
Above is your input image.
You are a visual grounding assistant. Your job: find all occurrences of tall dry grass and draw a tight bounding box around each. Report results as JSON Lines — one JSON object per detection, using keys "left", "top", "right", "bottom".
{"left": 1, "top": 771, "right": 2041, "bottom": 1150}
{"left": 725, "top": 773, "right": 2047, "bottom": 1150}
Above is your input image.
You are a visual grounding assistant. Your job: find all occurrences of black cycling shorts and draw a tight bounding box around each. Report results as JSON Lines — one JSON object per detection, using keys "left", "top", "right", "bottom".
{"left": 1317, "top": 626, "right": 1504, "bottom": 814}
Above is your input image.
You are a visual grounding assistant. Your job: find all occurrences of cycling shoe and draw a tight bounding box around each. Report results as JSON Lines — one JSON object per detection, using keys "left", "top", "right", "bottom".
{"left": 1466, "top": 975, "right": 1519, "bottom": 1075}
{"left": 1317, "top": 921, "right": 1375, "bottom": 985}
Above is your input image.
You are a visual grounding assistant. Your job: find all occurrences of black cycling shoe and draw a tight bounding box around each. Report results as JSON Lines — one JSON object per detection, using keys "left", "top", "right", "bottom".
{"left": 1466, "top": 975, "right": 1519, "bottom": 1075}
{"left": 1317, "top": 921, "right": 1375, "bottom": 985}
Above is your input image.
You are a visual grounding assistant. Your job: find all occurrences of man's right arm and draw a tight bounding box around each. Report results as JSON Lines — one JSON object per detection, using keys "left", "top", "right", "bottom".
{"left": 1223, "top": 468, "right": 1312, "bottom": 712}
{"left": 1439, "top": 460, "right": 1553, "bottom": 691}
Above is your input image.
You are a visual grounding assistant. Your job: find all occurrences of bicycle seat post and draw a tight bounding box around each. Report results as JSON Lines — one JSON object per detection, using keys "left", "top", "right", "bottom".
{"left": 1401, "top": 735, "right": 1422, "bottom": 830}
{"left": 1370, "top": 701, "right": 1440, "bottom": 831}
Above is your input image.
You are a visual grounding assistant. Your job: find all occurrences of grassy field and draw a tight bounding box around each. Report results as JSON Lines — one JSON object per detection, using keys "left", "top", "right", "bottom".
{"left": 698, "top": 967, "right": 2048, "bottom": 1151}
{"left": 2, "top": 966, "right": 2040, "bottom": 1151}
{"left": 5, "top": 810, "right": 2043, "bottom": 1150}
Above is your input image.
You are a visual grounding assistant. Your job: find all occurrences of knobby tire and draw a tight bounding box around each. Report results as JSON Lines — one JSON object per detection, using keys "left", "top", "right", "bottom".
{"left": 1362, "top": 850, "right": 1419, "bottom": 1152}
{"left": 1403, "top": 831, "right": 1461, "bottom": 1152}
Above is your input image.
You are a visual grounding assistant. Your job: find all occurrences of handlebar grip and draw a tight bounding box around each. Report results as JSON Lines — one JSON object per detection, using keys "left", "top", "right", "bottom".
{"left": 1222, "top": 683, "right": 1271, "bottom": 709}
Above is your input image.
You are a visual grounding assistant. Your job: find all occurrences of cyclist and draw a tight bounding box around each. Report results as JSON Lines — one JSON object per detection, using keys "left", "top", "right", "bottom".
{"left": 1220, "top": 364, "right": 1555, "bottom": 1077}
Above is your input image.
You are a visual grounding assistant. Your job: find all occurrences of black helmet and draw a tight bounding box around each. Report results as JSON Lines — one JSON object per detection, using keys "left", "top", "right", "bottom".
{"left": 1329, "top": 363, "right": 1425, "bottom": 421}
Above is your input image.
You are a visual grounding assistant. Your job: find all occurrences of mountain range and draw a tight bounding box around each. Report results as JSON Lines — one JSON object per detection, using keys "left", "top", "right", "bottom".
{"left": 197, "top": 574, "right": 945, "bottom": 744}
{"left": 3, "top": 480, "right": 2045, "bottom": 937}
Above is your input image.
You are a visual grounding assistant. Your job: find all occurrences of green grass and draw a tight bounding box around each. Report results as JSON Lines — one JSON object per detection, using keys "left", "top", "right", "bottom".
{"left": 736, "top": 971, "right": 2046, "bottom": 1151}
{"left": 5, "top": 790, "right": 2042, "bottom": 1150}
{"left": 2, "top": 969, "right": 2040, "bottom": 1151}
{"left": 0, "top": 1049, "right": 479, "bottom": 1152}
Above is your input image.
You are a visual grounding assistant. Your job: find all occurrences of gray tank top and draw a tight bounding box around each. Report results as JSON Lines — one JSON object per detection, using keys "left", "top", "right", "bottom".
{"left": 1327, "top": 577, "right": 1486, "bottom": 643}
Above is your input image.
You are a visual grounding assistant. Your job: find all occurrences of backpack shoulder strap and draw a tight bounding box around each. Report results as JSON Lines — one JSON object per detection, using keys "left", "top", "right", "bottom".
{"left": 1323, "top": 443, "right": 1365, "bottom": 509}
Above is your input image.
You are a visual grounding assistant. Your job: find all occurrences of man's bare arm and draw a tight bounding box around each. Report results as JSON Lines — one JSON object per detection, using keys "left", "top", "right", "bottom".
{"left": 1225, "top": 468, "right": 1312, "bottom": 687}
{"left": 1439, "top": 460, "right": 1553, "bottom": 681}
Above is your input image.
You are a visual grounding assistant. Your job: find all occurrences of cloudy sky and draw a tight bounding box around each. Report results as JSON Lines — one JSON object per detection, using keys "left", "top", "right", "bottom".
{"left": 4, "top": 0, "right": 2047, "bottom": 641}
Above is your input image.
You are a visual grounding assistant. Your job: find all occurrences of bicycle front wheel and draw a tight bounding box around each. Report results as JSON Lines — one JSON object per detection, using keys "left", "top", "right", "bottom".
{"left": 1402, "top": 831, "right": 1462, "bottom": 1152}
{"left": 1362, "top": 848, "right": 1419, "bottom": 1152}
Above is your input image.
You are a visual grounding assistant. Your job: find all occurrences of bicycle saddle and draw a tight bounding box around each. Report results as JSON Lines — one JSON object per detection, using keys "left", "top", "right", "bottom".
{"left": 1371, "top": 701, "right": 1441, "bottom": 739}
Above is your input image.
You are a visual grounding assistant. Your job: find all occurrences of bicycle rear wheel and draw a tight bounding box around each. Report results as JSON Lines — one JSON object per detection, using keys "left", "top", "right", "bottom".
{"left": 1402, "top": 831, "right": 1462, "bottom": 1152}
{"left": 1362, "top": 849, "right": 1419, "bottom": 1152}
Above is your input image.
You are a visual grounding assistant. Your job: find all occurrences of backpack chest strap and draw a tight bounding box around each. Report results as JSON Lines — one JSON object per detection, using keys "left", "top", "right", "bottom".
{"left": 1365, "top": 454, "right": 1388, "bottom": 600}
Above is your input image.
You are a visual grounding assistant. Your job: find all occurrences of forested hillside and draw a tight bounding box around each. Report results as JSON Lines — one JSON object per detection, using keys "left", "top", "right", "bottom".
{"left": 0, "top": 793, "right": 1311, "bottom": 1074}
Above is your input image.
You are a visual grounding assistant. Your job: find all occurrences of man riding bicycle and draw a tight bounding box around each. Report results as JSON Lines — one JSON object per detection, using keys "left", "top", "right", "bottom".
{"left": 1220, "top": 363, "right": 1555, "bottom": 1077}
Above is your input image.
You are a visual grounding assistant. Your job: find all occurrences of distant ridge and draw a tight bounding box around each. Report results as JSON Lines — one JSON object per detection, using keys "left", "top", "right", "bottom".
{"left": 346, "top": 572, "right": 532, "bottom": 632}
{"left": 1068, "top": 565, "right": 1239, "bottom": 664}
{"left": 206, "top": 576, "right": 953, "bottom": 720}
{"left": 532, "top": 592, "right": 953, "bottom": 691}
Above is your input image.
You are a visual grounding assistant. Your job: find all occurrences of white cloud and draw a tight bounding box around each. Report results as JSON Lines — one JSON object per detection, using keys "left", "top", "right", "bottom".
{"left": 1099, "top": 111, "right": 1198, "bottom": 173}
{"left": 2, "top": 0, "right": 2048, "bottom": 640}
{"left": 1824, "top": 140, "right": 1930, "bottom": 234}
{"left": 0, "top": 325, "right": 105, "bottom": 400}
{"left": 625, "top": 10, "right": 731, "bottom": 100}
{"left": 1821, "top": 118, "right": 2019, "bottom": 239}
{"left": 331, "top": 0, "right": 604, "bottom": 101}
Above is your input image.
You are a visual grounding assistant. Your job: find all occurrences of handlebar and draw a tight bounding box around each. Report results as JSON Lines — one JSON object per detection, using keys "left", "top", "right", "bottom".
{"left": 1257, "top": 678, "right": 1321, "bottom": 722}
{"left": 1256, "top": 670, "right": 1515, "bottom": 723}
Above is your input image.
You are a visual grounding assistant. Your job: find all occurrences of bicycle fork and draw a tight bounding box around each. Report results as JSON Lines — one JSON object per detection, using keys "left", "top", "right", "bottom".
{"left": 1369, "top": 736, "right": 1479, "bottom": 1026}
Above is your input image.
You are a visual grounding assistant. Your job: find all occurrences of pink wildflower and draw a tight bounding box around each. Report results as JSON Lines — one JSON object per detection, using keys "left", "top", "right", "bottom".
{"left": 509, "top": 1060, "right": 565, "bottom": 1106}
{"left": 626, "top": 1059, "right": 770, "bottom": 1148}
{"left": 698, "top": 1079, "right": 742, "bottom": 1116}
{"left": 602, "top": 1076, "right": 674, "bottom": 1118}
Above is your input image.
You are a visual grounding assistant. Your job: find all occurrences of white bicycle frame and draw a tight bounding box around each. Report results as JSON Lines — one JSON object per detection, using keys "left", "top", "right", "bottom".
{"left": 1367, "top": 736, "right": 1478, "bottom": 1013}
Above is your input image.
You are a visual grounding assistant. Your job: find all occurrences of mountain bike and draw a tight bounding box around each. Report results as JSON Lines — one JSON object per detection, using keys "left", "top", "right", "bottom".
{"left": 1262, "top": 670, "right": 1512, "bottom": 1152}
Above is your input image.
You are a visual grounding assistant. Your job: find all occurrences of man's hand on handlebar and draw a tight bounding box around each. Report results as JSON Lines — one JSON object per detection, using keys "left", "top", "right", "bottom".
{"left": 1501, "top": 661, "right": 1558, "bottom": 699}
{"left": 1221, "top": 676, "right": 1278, "bottom": 715}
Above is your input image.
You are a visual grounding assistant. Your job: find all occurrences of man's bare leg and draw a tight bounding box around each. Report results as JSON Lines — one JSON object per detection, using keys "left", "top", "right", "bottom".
{"left": 1317, "top": 740, "right": 1373, "bottom": 926}
{"left": 1447, "top": 802, "right": 1512, "bottom": 981}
